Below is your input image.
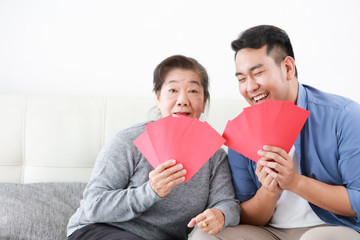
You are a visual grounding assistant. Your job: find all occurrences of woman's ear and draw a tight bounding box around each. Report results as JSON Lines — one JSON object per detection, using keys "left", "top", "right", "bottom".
{"left": 202, "top": 98, "right": 208, "bottom": 113}
{"left": 155, "top": 92, "right": 160, "bottom": 109}
{"left": 283, "top": 56, "right": 296, "bottom": 80}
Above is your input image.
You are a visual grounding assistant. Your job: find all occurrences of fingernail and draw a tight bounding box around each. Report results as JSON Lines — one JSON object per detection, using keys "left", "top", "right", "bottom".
{"left": 263, "top": 145, "right": 269, "bottom": 150}
{"left": 182, "top": 169, "right": 187, "bottom": 174}
{"left": 258, "top": 160, "right": 265, "bottom": 165}
{"left": 258, "top": 150, "right": 263, "bottom": 155}
{"left": 171, "top": 159, "right": 176, "bottom": 164}
{"left": 178, "top": 164, "right": 183, "bottom": 169}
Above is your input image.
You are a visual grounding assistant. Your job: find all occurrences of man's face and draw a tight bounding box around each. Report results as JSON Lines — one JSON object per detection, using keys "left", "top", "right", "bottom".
{"left": 234, "top": 45, "right": 293, "bottom": 106}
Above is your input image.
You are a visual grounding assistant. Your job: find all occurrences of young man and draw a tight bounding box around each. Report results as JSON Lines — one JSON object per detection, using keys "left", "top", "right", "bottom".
{"left": 192, "top": 25, "right": 360, "bottom": 239}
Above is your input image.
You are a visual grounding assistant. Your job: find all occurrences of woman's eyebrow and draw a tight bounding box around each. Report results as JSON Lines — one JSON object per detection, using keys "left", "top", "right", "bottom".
{"left": 165, "top": 80, "right": 179, "bottom": 85}
{"left": 189, "top": 80, "right": 201, "bottom": 86}
{"left": 166, "top": 80, "right": 200, "bottom": 86}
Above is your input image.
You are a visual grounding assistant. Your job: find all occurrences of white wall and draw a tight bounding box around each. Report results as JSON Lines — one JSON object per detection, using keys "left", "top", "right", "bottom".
{"left": 1, "top": 0, "right": 359, "bottom": 103}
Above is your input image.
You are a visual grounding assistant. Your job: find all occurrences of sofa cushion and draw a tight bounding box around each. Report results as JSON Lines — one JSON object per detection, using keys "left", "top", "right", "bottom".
{"left": 0, "top": 182, "right": 86, "bottom": 240}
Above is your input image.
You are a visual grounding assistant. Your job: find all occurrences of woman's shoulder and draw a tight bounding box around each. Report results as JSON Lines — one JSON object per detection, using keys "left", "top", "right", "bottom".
{"left": 114, "top": 120, "right": 152, "bottom": 141}
{"left": 209, "top": 147, "right": 228, "bottom": 163}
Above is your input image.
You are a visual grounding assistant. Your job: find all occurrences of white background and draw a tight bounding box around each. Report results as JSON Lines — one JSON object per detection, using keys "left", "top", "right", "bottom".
{"left": 1, "top": 0, "right": 359, "bottom": 102}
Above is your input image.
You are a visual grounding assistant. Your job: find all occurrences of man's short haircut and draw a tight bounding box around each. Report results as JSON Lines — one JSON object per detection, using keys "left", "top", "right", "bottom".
{"left": 231, "top": 25, "right": 297, "bottom": 77}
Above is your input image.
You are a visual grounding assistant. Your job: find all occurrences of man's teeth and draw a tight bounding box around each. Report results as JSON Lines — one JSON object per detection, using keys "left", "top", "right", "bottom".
{"left": 253, "top": 94, "right": 267, "bottom": 101}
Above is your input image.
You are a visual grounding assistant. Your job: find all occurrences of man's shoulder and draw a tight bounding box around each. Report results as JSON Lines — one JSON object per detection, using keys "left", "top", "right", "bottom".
{"left": 303, "top": 84, "right": 356, "bottom": 109}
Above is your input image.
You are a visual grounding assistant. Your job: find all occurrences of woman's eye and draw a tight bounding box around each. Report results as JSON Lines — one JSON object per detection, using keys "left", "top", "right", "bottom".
{"left": 169, "top": 89, "right": 176, "bottom": 93}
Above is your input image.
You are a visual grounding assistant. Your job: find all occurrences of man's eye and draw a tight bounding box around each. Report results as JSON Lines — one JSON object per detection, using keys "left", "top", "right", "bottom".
{"left": 189, "top": 89, "right": 198, "bottom": 93}
{"left": 254, "top": 71, "right": 264, "bottom": 76}
{"left": 238, "top": 78, "right": 246, "bottom": 82}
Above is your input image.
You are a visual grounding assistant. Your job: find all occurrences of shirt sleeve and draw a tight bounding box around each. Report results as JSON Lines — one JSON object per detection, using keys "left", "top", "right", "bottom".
{"left": 337, "top": 101, "right": 360, "bottom": 221}
{"left": 206, "top": 148, "right": 240, "bottom": 227}
{"left": 81, "top": 131, "right": 161, "bottom": 223}
{"left": 228, "top": 148, "right": 260, "bottom": 203}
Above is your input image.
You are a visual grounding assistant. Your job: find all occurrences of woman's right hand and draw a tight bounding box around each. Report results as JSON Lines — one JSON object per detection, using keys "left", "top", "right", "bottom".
{"left": 149, "top": 159, "right": 186, "bottom": 198}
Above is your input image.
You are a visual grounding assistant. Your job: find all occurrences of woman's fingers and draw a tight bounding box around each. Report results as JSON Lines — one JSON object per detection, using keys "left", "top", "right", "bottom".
{"left": 149, "top": 159, "right": 186, "bottom": 197}
{"left": 194, "top": 209, "right": 224, "bottom": 235}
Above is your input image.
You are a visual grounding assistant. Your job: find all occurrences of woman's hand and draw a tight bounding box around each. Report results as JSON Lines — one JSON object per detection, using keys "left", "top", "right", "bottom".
{"left": 149, "top": 159, "right": 186, "bottom": 198}
{"left": 187, "top": 209, "right": 224, "bottom": 235}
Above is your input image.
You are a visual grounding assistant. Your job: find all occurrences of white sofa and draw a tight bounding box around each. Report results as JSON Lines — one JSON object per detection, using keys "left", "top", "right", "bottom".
{"left": 0, "top": 94, "right": 247, "bottom": 240}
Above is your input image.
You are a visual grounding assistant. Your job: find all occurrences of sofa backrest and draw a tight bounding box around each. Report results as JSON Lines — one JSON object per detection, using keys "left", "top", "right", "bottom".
{"left": 0, "top": 94, "right": 247, "bottom": 183}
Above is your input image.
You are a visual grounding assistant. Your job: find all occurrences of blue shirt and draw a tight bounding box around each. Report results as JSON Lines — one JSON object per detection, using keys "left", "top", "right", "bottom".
{"left": 228, "top": 84, "right": 360, "bottom": 231}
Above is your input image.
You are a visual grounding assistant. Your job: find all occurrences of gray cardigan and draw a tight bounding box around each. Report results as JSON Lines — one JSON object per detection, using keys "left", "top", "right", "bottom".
{"left": 67, "top": 121, "right": 240, "bottom": 240}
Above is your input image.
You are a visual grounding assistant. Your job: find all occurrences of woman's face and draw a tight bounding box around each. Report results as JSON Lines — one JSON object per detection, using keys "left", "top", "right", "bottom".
{"left": 156, "top": 68, "right": 206, "bottom": 119}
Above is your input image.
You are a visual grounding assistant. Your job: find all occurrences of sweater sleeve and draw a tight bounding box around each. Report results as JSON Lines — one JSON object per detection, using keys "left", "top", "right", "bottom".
{"left": 206, "top": 148, "right": 240, "bottom": 227}
{"left": 81, "top": 128, "right": 161, "bottom": 223}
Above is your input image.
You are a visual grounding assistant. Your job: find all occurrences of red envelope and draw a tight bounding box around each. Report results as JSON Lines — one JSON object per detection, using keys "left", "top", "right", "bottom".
{"left": 223, "top": 100, "right": 310, "bottom": 162}
{"left": 133, "top": 130, "right": 159, "bottom": 168}
{"left": 134, "top": 116, "right": 225, "bottom": 182}
{"left": 222, "top": 114, "right": 260, "bottom": 162}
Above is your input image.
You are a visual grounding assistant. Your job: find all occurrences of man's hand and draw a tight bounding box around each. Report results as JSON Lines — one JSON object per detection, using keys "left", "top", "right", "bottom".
{"left": 257, "top": 145, "right": 300, "bottom": 191}
{"left": 255, "top": 159, "right": 282, "bottom": 194}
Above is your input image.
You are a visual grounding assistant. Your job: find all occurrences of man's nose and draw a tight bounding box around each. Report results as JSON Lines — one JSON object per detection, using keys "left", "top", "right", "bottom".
{"left": 247, "top": 77, "right": 260, "bottom": 93}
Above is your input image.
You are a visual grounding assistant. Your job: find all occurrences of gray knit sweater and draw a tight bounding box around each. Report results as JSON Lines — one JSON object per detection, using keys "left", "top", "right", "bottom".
{"left": 67, "top": 121, "right": 240, "bottom": 240}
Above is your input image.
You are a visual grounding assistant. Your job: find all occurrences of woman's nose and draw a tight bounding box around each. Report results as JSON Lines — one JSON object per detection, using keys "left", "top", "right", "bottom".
{"left": 176, "top": 92, "right": 189, "bottom": 106}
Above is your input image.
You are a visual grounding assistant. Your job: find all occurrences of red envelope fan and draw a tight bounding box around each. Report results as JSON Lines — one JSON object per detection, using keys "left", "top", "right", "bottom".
{"left": 243, "top": 103, "right": 265, "bottom": 160}
{"left": 133, "top": 130, "right": 159, "bottom": 168}
{"left": 223, "top": 112, "right": 260, "bottom": 161}
{"left": 167, "top": 120, "right": 225, "bottom": 182}
{"left": 134, "top": 116, "right": 183, "bottom": 168}
{"left": 223, "top": 101, "right": 310, "bottom": 162}
{"left": 134, "top": 116, "right": 225, "bottom": 182}
{"left": 165, "top": 116, "right": 201, "bottom": 162}
{"left": 145, "top": 115, "right": 193, "bottom": 163}
{"left": 261, "top": 101, "right": 310, "bottom": 153}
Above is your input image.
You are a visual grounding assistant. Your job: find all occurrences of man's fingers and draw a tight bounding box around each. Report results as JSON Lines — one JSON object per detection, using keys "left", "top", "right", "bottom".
{"left": 263, "top": 145, "right": 288, "bottom": 156}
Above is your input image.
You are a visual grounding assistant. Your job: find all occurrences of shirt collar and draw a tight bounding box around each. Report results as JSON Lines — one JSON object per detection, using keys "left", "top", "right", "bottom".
{"left": 294, "top": 83, "right": 306, "bottom": 164}
{"left": 296, "top": 83, "right": 307, "bottom": 110}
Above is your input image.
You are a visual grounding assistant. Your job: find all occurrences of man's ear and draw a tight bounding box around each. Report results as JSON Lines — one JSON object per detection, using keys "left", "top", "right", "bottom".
{"left": 283, "top": 56, "right": 296, "bottom": 80}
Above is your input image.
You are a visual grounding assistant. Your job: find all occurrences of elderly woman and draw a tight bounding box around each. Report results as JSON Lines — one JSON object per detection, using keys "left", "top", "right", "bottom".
{"left": 67, "top": 55, "right": 240, "bottom": 240}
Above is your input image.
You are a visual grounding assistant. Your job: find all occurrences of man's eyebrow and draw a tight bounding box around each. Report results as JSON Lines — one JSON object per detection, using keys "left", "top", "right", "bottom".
{"left": 249, "top": 64, "right": 263, "bottom": 71}
{"left": 235, "top": 64, "right": 264, "bottom": 77}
